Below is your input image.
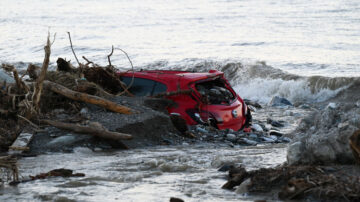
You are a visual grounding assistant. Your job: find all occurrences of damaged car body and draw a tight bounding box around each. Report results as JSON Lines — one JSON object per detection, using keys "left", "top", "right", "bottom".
{"left": 118, "top": 69, "right": 251, "bottom": 131}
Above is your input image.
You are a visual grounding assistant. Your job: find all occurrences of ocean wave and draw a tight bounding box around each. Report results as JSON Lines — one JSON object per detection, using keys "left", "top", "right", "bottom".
{"left": 144, "top": 59, "right": 359, "bottom": 104}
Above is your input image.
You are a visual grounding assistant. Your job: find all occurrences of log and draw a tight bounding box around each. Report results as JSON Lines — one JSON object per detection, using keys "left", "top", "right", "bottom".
{"left": 41, "top": 119, "right": 132, "bottom": 141}
{"left": 43, "top": 80, "right": 133, "bottom": 114}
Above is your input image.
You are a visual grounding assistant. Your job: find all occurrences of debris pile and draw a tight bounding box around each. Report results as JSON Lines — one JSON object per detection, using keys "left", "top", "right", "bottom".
{"left": 0, "top": 33, "right": 136, "bottom": 152}
{"left": 221, "top": 164, "right": 360, "bottom": 201}
{"left": 0, "top": 155, "right": 18, "bottom": 183}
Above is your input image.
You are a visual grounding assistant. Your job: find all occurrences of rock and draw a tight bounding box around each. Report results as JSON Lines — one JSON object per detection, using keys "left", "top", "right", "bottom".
{"left": 260, "top": 136, "right": 275, "bottom": 143}
{"left": 267, "top": 118, "right": 284, "bottom": 127}
{"left": 244, "top": 99, "right": 262, "bottom": 109}
{"left": 278, "top": 137, "right": 291, "bottom": 143}
{"left": 269, "top": 135, "right": 278, "bottom": 140}
{"left": 226, "top": 133, "right": 237, "bottom": 142}
{"left": 248, "top": 133, "right": 258, "bottom": 139}
{"left": 235, "top": 178, "right": 251, "bottom": 194}
{"left": 80, "top": 108, "right": 88, "bottom": 115}
{"left": 251, "top": 124, "right": 263, "bottom": 132}
{"left": 218, "top": 164, "right": 234, "bottom": 172}
{"left": 238, "top": 138, "right": 257, "bottom": 146}
{"left": 196, "top": 127, "right": 208, "bottom": 133}
{"left": 287, "top": 142, "right": 303, "bottom": 165}
{"left": 269, "top": 96, "right": 293, "bottom": 107}
{"left": 269, "top": 130, "right": 283, "bottom": 137}
{"left": 356, "top": 101, "right": 360, "bottom": 107}
{"left": 170, "top": 197, "right": 184, "bottom": 202}
{"left": 326, "top": 102, "right": 337, "bottom": 109}
{"left": 337, "top": 121, "right": 350, "bottom": 130}
{"left": 299, "top": 104, "right": 311, "bottom": 109}
{"left": 247, "top": 105, "right": 257, "bottom": 112}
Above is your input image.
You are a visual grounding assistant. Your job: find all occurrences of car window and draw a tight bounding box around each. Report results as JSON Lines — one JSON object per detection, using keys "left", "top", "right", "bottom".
{"left": 121, "top": 77, "right": 167, "bottom": 96}
{"left": 152, "top": 81, "right": 167, "bottom": 95}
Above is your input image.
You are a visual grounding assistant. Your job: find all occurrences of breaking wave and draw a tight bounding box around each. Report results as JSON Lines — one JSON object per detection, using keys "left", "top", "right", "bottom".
{"left": 144, "top": 59, "right": 359, "bottom": 104}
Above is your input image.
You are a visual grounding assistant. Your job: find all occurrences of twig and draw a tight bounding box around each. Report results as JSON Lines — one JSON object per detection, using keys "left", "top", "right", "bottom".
{"left": 82, "top": 56, "right": 95, "bottom": 67}
{"left": 17, "top": 115, "right": 39, "bottom": 129}
{"left": 107, "top": 45, "right": 114, "bottom": 67}
{"left": 114, "top": 48, "right": 135, "bottom": 96}
{"left": 12, "top": 69, "right": 29, "bottom": 93}
{"left": 67, "top": 32, "right": 81, "bottom": 69}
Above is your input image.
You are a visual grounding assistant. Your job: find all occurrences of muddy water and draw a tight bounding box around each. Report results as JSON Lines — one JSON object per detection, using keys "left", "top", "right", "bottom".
{"left": 0, "top": 107, "right": 311, "bottom": 201}
{"left": 1, "top": 145, "right": 286, "bottom": 202}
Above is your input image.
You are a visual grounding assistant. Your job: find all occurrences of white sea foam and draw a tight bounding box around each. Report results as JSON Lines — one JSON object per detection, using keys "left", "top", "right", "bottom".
{"left": 233, "top": 78, "right": 346, "bottom": 104}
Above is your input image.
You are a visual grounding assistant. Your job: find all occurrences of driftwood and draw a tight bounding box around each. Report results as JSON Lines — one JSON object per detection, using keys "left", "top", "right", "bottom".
{"left": 33, "top": 33, "right": 52, "bottom": 111}
{"left": 12, "top": 69, "right": 29, "bottom": 93}
{"left": 9, "top": 168, "right": 85, "bottom": 186}
{"left": 350, "top": 130, "right": 360, "bottom": 164}
{"left": 43, "top": 80, "right": 133, "bottom": 114}
{"left": 41, "top": 119, "right": 132, "bottom": 140}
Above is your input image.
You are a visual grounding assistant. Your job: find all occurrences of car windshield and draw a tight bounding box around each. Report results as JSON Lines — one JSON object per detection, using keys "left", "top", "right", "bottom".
{"left": 195, "top": 78, "right": 235, "bottom": 104}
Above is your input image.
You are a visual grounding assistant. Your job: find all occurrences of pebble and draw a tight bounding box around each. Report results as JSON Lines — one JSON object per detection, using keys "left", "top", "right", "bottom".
{"left": 327, "top": 102, "right": 337, "bottom": 109}
{"left": 260, "top": 136, "right": 275, "bottom": 143}
{"left": 80, "top": 108, "right": 88, "bottom": 115}
{"left": 269, "top": 96, "right": 293, "bottom": 107}
{"left": 248, "top": 105, "right": 257, "bottom": 112}
{"left": 279, "top": 137, "right": 291, "bottom": 143}
{"left": 249, "top": 133, "right": 258, "bottom": 139}
{"left": 269, "top": 130, "right": 283, "bottom": 137}
{"left": 356, "top": 101, "right": 360, "bottom": 107}
{"left": 196, "top": 127, "right": 208, "bottom": 133}
{"left": 239, "top": 138, "right": 258, "bottom": 146}
{"left": 251, "top": 124, "right": 263, "bottom": 132}
{"left": 267, "top": 119, "right": 284, "bottom": 128}
{"left": 226, "top": 133, "right": 237, "bottom": 141}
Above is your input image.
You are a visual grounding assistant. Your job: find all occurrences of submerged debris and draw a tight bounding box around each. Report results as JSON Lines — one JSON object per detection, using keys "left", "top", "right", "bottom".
{"left": 0, "top": 155, "right": 18, "bottom": 182}
{"left": 9, "top": 168, "right": 85, "bottom": 186}
{"left": 222, "top": 164, "right": 360, "bottom": 201}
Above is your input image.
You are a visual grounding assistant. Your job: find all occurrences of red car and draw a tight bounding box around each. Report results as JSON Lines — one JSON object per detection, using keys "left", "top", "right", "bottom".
{"left": 118, "top": 69, "right": 251, "bottom": 131}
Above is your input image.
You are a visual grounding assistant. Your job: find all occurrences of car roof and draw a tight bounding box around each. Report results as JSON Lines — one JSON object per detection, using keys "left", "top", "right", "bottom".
{"left": 118, "top": 70, "right": 224, "bottom": 84}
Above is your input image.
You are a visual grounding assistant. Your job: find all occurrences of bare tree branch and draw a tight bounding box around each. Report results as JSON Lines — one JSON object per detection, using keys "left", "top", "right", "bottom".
{"left": 67, "top": 32, "right": 81, "bottom": 69}
{"left": 107, "top": 45, "right": 114, "bottom": 67}
{"left": 115, "top": 48, "right": 135, "bottom": 96}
